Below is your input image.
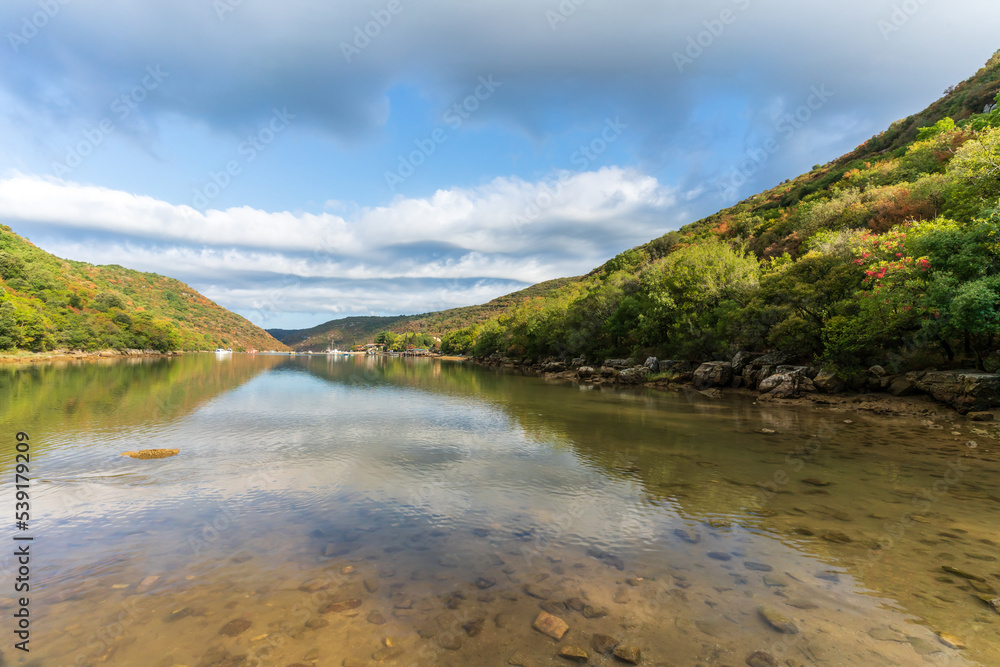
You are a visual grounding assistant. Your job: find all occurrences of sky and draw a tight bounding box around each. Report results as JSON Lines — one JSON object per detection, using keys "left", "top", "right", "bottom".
{"left": 0, "top": 0, "right": 998, "bottom": 330}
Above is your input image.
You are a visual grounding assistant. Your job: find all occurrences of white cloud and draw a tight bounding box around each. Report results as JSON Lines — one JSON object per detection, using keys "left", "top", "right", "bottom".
{"left": 0, "top": 168, "right": 682, "bottom": 326}
{"left": 0, "top": 169, "right": 674, "bottom": 256}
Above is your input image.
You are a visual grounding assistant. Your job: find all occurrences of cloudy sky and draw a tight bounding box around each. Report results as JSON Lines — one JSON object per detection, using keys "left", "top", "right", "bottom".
{"left": 1, "top": 0, "right": 998, "bottom": 329}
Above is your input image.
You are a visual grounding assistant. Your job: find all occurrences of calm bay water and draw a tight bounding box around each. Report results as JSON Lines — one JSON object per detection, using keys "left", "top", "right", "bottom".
{"left": 1, "top": 354, "right": 998, "bottom": 666}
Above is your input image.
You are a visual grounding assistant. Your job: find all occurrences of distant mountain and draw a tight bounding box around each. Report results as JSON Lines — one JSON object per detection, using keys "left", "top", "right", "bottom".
{"left": 0, "top": 224, "right": 287, "bottom": 352}
{"left": 269, "top": 277, "right": 579, "bottom": 351}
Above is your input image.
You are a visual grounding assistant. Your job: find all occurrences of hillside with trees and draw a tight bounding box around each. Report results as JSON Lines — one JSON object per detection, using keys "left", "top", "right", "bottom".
{"left": 441, "top": 52, "right": 1000, "bottom": 374}
{"left": 0, "top": 225, "right": 287, "bottom": 353}
{"left": 269, "top": 277, "right": 578, "bottom": 351}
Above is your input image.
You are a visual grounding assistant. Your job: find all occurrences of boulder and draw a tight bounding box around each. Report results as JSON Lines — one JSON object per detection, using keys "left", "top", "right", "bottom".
{"left": 603, "top": 359, "right": 633, "bottom": 370}
{"left": 754, "top": 351, "right": 793, "bottom": 367}
{"left": 599, "top": 366, "right": 618, "bottom": 378}
{"left": 693, "top": 362, "right": 734, "bottom": 389}
{"left": 577, "top": 366, "right": 595, "bottom": 379}
{"left": 869, "top": 365, "right": 887, "bottom": 377}
{"left": 743, "top": 365, "right": 776, "bottom": 390}
{"left": 653, "top": 360, "right": 694, "bottom": 382}
{"left": 617, "top": 367, "right": 649, "bottom": 385}
{"left": 759, "top": 372, "right": 813, "bottom": 399}
{"left": 571, "top": 357, "right": 587, "bottom": 367}
{"left": 812, "top": 369, "right": 846, "bottom": 394}
{"left": 644, "top": 357, "right": 660, "bottom": 373}
{"left": 758, "top": 373, "right": 791, "bottom": 393}
{"left": 906, "top": 371, "right": 1000, "bottom": 413}
{"left": 775, "top": 365, "right": 812, "bottom": 378}
{"left": 887, "top": 376, "right": 917, "bottom": 397}
{"left": 731, "top": 351, "right": 761, "bottom": 375}
{"left": 543, "top": 362, "right": 566, "bottom": 373}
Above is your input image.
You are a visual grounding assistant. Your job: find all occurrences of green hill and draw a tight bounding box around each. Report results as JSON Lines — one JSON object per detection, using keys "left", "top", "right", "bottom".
{"left": 0, "top": 224, "right": 287, "bottom": 353}
{"left": 270, "top": 277, "right": 579, "bottom": 351}
{"left": 444, "top": 50, "right": 1000, "bottom": 372}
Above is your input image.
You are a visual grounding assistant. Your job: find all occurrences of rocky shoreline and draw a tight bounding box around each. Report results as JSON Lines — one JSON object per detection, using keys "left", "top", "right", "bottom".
{"left": 473, "top": 351, "right": 1000, "bottom": 421}
{"left": 0, "top": 348, "right": 183, "bottom": 365}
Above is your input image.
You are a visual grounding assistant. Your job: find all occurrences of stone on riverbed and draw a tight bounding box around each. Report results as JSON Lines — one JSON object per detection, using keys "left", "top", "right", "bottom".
{"left": 372, "top": 646, "right": 403, "bottom": 661}
{"left": 121, "top": 449, "right": 179, "bottom": 459}
{"left": 758, "top": 606, "right": 798, "bottom": 634}
{"left": 463, "top": 616, "right": 486, "bottom": 637}
{"left": 976, "top": 594, "right": 1000, "bottom": 613}
{"left": 558, "top": 645, "right": 589, "bottom": 662}
{"left": 822, "top": 531, "right": 853, "bottom": 544}
{"left": 941, "top": 565, "right": 985, "bottom": 581}
{"left": 218, "top": 618, "right": 251, "bottom": 636}
{"left": 937, "top": 633, "right": 966, "bottom": 649}
{"left": 746, "top": 652, "right": 778, "bottom": 667}
{"left": 322, "top": 598, "right": 362, "bottom": 613}
{"left": 523, "top": 583, "right": 553, "bottom": 599}
{"left": 591, "top": 633, "right": 619, "bottom": 654}
{"left": 743, "top": 561, "right": 773, "bottom": 572}
{"left": 612, "top": 644, "right": 642, "bottom": 664}
{"left": 508, "top": 651, "right": 531, "bottom": 665}
{"left": 532, "top": 611, "right": 569, "bottom": 640}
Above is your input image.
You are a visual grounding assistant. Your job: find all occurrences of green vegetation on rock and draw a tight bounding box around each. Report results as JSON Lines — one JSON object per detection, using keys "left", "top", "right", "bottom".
{"left": 441, "top": 53, "right": 1000, "bottom": 373}
{"left": 0, "top": 225, "right": 287, "bottom": 353}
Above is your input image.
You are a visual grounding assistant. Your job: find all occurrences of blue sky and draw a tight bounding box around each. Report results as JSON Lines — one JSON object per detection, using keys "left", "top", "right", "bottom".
{"left": 1, "top": 0, "right": 998, "bottom": 329}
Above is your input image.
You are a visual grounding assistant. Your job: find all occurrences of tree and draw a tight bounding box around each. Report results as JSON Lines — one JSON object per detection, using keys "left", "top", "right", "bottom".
{"left": 93, "top": 291, "right": 126, "bottom": 312}
{"left": 0, "top": 301, "right": 20, "bottom": 350}
{"left": 949, "top": 126, "right": 1000, "bottom": 202}
{"left": 629, "top": 239, "right": 760, "bottom": 358}
{"left": 0, "top": 252, "right": 26, "bottom": 280}
{"left": 946, "top": 276, "right": 1000, "bottom": 369}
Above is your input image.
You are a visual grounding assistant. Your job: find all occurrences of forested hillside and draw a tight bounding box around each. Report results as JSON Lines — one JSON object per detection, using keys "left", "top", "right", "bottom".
{"left": 444, "top": 52, "right": 1000, "bottom": 373}
{"left": 0, "top": 225, "right": 287, "bottom": 352}
{"left": 270, "top": 277, "right": 578, "bottom": 351}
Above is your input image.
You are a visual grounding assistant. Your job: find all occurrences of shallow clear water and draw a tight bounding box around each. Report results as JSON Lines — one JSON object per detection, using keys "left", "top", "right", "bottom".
{"left": 1, "top": 354, "right": 998, "bottom": 666}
